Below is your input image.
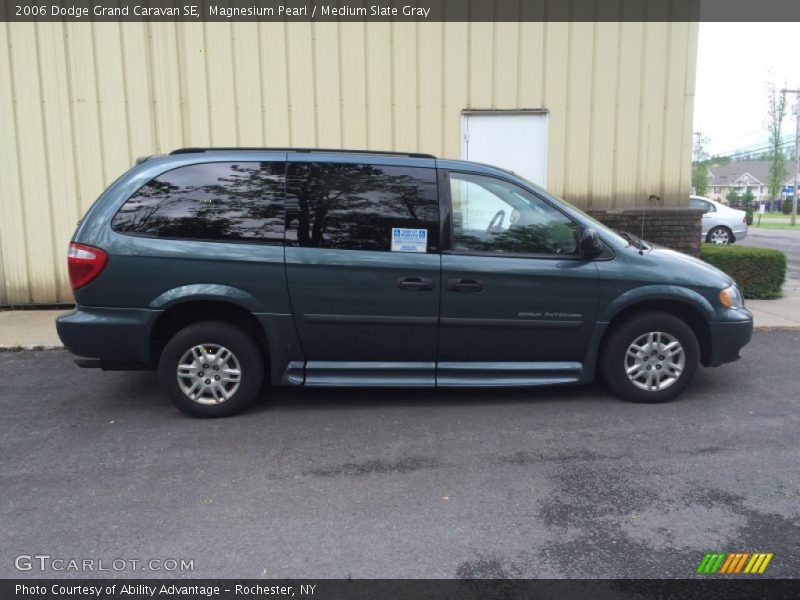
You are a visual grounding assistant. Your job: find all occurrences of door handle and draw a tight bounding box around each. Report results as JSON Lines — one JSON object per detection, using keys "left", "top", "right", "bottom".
{"left": 447, "top": 278, "right": 484, "bottom": 292}
{"left": 396, "top": 276, "right": 434, "bottom": 291}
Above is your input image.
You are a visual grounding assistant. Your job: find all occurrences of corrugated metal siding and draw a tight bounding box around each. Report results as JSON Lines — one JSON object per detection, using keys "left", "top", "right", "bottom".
{"left": 0, "top": 12, "right": 698, "bottom": 304}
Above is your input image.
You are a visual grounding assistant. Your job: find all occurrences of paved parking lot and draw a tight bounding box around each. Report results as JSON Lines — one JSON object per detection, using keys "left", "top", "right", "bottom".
{"left": 741, "top": 227, "right": 800, "bottom": 295}
{"left": 1, "top": 331, "right": 799, "bottom": 579}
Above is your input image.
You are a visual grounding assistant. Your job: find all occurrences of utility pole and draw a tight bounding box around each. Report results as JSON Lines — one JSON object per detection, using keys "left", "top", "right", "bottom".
{"left": 780, "top": 88, "right": 800, "bottom": 226}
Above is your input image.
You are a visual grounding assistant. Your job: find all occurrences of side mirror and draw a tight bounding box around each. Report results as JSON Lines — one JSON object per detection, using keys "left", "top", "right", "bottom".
{"left": 579, "top": 228, "right": 604, "bottom": 259}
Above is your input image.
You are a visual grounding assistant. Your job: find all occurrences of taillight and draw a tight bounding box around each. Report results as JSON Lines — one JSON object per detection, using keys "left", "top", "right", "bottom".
{"left": 67, "top": 243, "right": 108, "bottom": 290}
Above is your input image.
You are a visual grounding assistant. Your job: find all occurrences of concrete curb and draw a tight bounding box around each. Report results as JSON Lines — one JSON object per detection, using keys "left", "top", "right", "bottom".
{"left": 0, "top": 345, "right": 65, "bottom": 352}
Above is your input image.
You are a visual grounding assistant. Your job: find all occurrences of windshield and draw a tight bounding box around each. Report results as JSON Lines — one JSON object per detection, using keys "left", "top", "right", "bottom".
{"left": 513, "top": 174, "right": 631, "bottom": 248}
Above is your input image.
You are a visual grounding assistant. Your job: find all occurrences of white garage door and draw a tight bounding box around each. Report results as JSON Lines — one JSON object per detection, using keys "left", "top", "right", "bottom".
{"left": 461, "top": 112, "right": 549, "bottom": 186}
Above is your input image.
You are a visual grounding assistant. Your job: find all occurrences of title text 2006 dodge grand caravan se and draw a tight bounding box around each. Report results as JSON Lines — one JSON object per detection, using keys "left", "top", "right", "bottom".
{"left": 57, "top": 149, "right": 753, "bottom": 417}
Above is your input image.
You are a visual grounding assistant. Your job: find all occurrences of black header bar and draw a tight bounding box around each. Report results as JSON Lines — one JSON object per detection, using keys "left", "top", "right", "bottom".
{"left": 3, "top": 0, "right": 800, "bottom": 23}
{"left": 3, "top": 579, "right": 800, "bottom": 600}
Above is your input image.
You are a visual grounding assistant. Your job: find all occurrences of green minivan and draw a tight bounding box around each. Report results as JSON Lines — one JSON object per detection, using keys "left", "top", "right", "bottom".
{"left": 56, "top": 148, "right": 753, "bottom": 417}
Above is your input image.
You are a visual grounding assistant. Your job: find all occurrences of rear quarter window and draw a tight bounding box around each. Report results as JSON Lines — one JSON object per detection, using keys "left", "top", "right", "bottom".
{"left": 111, "top": 161, "right": 285, "bottom": 243}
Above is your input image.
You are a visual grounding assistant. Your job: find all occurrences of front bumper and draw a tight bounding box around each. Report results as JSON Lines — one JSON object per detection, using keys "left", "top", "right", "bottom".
{"left": 56, "top": 306, "right": 161, "bottom": 366}
{"left": 706, "top": 309, "right": 753, "bottom": 366}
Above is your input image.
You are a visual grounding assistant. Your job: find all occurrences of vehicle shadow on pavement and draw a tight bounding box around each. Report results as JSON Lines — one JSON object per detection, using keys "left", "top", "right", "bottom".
{"left": 259, "top": 383, "right": 614, "bottom": 412}
{"left": 114, "top": 369, "right": 615, "bottom": 416}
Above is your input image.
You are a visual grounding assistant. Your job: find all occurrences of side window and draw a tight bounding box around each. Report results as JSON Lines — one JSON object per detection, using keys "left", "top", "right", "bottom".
{"left": 691, "top": 198, "right": 715, "bottom": 213}
{"left": 111, "top": 162, "right": 285, "bottom": 243}
{"left": 449, "top": 172, "right": 580, "bottom": 256}
{"left": 285, "top": 162, "right": 439, "bottom": 251}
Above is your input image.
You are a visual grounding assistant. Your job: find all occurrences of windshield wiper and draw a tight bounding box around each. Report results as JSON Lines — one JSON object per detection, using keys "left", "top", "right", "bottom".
{"left": 620, "top": 231, "right": 650, "bottom": 252}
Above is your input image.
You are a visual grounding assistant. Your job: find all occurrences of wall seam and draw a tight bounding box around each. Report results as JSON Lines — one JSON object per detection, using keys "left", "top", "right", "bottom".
{"left": 362, "top": 22, "right": 370, "bottom": 148}
{"left": 143, "top": 22, "right": 161, "bottom": 152}
{"left": 201, "top": 21, "right": 213, "bottom": 144}
{"left": 311, "top": 22, "right": 319, "bottom": 146}
{"left": 389, "top": 21, "right": 396, "bottom": 148}
{"left": 562, "top": 17, "right": 572, "bottom": 199}
{"left": 415, "top": 20, "right": 421, "bottom": 151}
{"left": 257, "top": 23, "right": 268, "bottom": 143}
{"left": 89, "top": 22, "right": 107, "bottom": 184}
{"left": 440, "top": 19, "right": 446, "bottom": 156}
{"left": 283, "top": 21, "right": 293, "bottom": 145}
{"left": 659, "top": 13, "right": 674, "bottom": 203}
{"left": 587, "top": 17, "right": 598, "bottom": 208}
{"left": 175, "top": 23, "right": 190, "bottom": 147}
{"left": 6, "top": 23, "right": 33, "bottom": 302}
{"left": 338, "top": 20, "right": 346, "bottom": 147}
{"left": 34, "top": 22, "right": 61, "bottom": 303}
{"left": 634, "top": 17, "right": 649, "bottom": 208}
{"left": 61, "top": 23, "right": 82, "bottom": 223}
{"left": 230, "top": 23, "right": 241, "bottom": 146}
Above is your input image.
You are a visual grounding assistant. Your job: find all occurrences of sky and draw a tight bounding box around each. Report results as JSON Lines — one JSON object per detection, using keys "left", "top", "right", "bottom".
{"left": 694, "top": 22, "right": 800, "bottom": 158}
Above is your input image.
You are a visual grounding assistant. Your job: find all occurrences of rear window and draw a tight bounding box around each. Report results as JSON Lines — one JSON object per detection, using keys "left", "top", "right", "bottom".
{"left": 111, "top": 162, "right": 285, "bottom": 243}
{"left": 284, "top": 162, "right": 439, "bottom": 251}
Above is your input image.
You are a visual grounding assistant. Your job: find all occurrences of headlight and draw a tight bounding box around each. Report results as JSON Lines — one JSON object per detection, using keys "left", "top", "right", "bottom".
{"left": 719, "top": 285, "right": 744, "bottom": 309}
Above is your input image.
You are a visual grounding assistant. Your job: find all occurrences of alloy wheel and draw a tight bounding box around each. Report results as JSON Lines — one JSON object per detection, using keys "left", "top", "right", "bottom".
{"left": 624, "top": 331, "right": 685, "bottom": 391}
{"left": 176, "top": 344, "right": 242, "bottom": 404}
{"left": 709, "top": 228, "right": 730, "bottom": 244}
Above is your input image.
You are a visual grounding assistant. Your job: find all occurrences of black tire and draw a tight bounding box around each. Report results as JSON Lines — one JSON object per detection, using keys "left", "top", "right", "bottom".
{"left": 706, "top": 225, "right": 733, "bottom": 245}
{"left": 600, "top": 312, "right": 700, "bottom": 404}
{"left": 158, "top": 320, "right": 264, "bottom": 417}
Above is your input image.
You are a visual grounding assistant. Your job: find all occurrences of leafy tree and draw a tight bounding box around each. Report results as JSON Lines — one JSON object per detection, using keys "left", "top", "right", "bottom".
{"left": 766, "top": 80, "right": 787, "bottom": 201}
{"left": 741, "top": 188, "right": 755, "bottom": 208}
{"left": 726, "top": 189, "right": 740, "bottom": 207}
{"left": 692, "top": 132, "right": 710, "bottom": 196}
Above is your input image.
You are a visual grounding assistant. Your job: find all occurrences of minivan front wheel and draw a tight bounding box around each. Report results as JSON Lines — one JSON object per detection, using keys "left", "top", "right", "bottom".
{"left": 601, "top": 312, "right": 699, "bottom": 404}
{"left": 158, "top": 321, "right": 264, "bottom": 417}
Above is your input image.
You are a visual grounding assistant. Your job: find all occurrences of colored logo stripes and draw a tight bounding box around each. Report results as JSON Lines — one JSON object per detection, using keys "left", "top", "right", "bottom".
{"left": 697, "top": 552, "right": 773, "bottom": 574}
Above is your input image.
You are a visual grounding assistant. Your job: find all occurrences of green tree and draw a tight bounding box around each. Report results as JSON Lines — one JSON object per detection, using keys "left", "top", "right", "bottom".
{"left": 741, "top": 188, "right": 755, "bottom": 208}
{"left": 726, "top": 189, "right": 740, "bottom": 207}
{"left": 692, "top": 132, "right": 710, "bottom": 196}
{"left": 766, "top": 80, "right": 787, "bottom": 200}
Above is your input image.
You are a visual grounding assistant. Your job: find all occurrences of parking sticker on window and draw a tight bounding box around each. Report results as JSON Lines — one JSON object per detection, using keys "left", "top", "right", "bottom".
{"left": 391, "top": 228, "right": 428, "bottom": 253}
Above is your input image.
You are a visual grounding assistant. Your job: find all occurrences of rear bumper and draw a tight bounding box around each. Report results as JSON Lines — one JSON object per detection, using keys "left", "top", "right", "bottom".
{"left": 706, "top": 309, "right": 753, "bottom": 366}
{"left": 56, "top": 306, "right": 160, "bottom": 367}
{"left": 732, "top": 227, "right": 747, "bottom": 242}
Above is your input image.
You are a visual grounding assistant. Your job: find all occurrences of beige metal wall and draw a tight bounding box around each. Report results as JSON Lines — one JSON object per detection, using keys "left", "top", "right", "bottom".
{"left": 0, "top": 12, "right": 698, "bottom": 304}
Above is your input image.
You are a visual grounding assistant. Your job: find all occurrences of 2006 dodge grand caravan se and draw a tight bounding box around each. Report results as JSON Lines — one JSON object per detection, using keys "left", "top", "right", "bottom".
{"left": 57, "top": 148, "right": 753, "bottom": 417}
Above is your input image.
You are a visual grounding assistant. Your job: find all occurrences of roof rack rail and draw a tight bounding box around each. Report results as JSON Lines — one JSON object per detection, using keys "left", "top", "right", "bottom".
{"left": 169, "top": 147, "right": 436, "bottom": 159}
{"left": 135, "top": 154, "right": 162, "bottom": 165}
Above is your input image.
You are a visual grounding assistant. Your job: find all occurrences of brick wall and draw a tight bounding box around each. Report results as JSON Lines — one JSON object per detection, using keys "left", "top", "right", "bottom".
{"left": 587, "top": 208, "right": 704, "bottom": 256}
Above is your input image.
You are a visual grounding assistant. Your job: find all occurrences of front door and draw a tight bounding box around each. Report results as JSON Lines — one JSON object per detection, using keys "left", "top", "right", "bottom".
{"left": 437, "top": 170, "right": 599, "bottom": 385}
{"left": 284, "top": 156, "right": 441, "bottom": 385}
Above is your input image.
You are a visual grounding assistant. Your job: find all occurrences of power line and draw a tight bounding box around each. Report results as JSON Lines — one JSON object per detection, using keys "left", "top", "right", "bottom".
{"left": 711, "top": 136, "right": 794, "bottom": 158}
{"left": 707, "top": 140, "right": 794, "bottom": 162}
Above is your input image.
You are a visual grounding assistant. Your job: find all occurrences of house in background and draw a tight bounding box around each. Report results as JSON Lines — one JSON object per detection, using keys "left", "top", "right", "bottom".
{"left": 706, "top": 159, "right": 797, "bottom": 205}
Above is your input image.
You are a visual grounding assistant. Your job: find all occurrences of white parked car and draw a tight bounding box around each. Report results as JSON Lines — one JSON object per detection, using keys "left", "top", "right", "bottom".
{"left": 690, "top": 195, "right": 748, "bottom": 245}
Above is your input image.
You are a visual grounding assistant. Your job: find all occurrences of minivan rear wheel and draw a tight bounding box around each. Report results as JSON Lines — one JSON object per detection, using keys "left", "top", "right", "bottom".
{"left": 600, "top": 312, "right": 699, "bottom": 404}
{"left": 158, "top": 321, "right": 264, "bottom": 417}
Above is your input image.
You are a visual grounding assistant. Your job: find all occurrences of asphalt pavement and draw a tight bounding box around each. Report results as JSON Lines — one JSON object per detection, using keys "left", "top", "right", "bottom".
{"left": 740, "top": 227, "right": 800, "bottom": 295}
{"left": 1, "top": 332, "right": 799, "bottom": 579}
